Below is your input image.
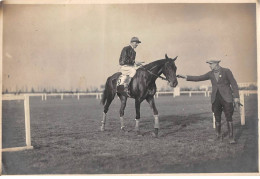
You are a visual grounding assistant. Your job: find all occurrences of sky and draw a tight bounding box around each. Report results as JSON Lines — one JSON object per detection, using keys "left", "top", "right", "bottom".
{"left": 2, "top": 3, "right": 257, "bottom": 92}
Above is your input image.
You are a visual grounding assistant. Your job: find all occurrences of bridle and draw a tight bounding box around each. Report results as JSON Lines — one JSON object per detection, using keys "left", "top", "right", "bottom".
{"left": 138, "top": 62, "right": 172, "bottom": 82}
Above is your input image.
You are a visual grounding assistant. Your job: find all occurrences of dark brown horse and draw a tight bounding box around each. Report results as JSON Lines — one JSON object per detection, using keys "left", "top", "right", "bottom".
{"left": 101, "top": 54, "right": 178, "bottom": 137}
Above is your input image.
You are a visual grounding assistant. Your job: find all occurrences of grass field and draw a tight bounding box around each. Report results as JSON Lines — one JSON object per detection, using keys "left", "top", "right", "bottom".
{"left": 2, "top": 94, "right": 258, "bottom": 174}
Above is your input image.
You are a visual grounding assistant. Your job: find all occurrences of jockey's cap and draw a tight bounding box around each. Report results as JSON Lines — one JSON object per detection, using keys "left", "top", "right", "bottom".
{"left": 130, "top": 37, "right": 141, "bottom": 43}
{"left": 206, "top": 60, "right": 221, "bottom": 64}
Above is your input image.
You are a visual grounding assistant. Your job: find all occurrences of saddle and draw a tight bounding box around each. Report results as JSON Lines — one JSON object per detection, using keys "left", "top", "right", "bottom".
{"left": 116, "top": 74, "right": 131, "bottom": 97}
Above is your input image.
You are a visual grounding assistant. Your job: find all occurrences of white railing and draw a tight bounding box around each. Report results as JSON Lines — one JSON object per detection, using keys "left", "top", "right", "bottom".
{"left": 155, "top": 90, "right": 211, "bottom": 98}
{"left": 156, "top": 90, "right": 257, "bottom": 98}
{"left": 3, "top": 90, "right": 257, "bottom": 101}
{"left": 2, "top": 94, "right": 33, "bottom": 152}
{"left": 5, "top": 92, "right": 104, "bottom": 100}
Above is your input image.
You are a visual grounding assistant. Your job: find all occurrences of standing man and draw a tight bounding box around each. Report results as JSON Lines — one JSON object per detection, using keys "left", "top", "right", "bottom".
{"left": 118, "top": 37, "right": 143, "bottom": 94}
{"left": 178, "top": 60, "right": 240, "bottom": 144}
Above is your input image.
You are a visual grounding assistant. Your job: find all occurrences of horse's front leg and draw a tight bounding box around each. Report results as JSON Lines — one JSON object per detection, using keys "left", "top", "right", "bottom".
{"left": 119, "top": 94, "right": 127, "bottom": 130}
{"left": 135, "top": 99, "right": 142, "bottom": 135}
{"left": 146, "top": 96, "right": 159, "bottom": 137}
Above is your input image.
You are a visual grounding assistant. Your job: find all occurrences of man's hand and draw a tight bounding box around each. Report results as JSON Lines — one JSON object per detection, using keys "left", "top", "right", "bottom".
{"left": 177, "top": 74, "right": 187, "bottom": 79}
{"left": 233, "top": 98, "right": 241, "bottom": 110}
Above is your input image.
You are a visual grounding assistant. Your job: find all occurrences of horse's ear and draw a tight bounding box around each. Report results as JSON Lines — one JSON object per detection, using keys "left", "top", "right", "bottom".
{"left": 165, "top": 54, "right": 169, "bottom": 59}
{"left": 172, "top": 56, "right": 178, "bottom": 62}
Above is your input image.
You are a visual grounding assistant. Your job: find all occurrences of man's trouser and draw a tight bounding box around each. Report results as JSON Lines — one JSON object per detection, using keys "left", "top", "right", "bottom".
{"left": 212, "top": 91, "right": 235, "bottom": 143}
{"left": 212, "top": 91, "right": 234, "bottom": 122}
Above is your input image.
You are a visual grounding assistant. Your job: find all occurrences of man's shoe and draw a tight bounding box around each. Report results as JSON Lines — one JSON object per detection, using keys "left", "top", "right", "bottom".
{"left": 227, "top": 121, "right": 236, "bottom": 144}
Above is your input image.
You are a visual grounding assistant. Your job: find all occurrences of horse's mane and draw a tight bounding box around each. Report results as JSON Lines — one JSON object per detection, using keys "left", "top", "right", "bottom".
{"left": 142, "top": 59, "right": 167, "bottom": 70}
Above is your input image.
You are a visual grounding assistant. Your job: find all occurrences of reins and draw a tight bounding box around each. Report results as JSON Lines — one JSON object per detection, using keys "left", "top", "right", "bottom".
{"left": 138, "top": 63, "right": 169, "bottom": 82}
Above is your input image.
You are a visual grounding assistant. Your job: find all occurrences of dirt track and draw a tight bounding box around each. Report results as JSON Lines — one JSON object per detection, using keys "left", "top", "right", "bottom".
{"left": 2, "top": 94, "right": 258, "bottom": 174}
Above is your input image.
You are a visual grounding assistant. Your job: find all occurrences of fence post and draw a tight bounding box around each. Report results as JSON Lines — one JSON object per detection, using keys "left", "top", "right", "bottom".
{"left": 212, "top": 113, "right": 215, "bottom": 128}
{"left": 173, "top": 87, "right": 180, "bottom": 98}
{"left": 45, "top": 94, "right": 47, "bottom": 101}
{"left": 189, "top": 91, "right": 191, "bottom": 97}
{"left": 61, "top": 94, "right": 63, "bottom": 100}
{"left": 24, "top": 95, "right": 32, "bottom": 147}
{"left": 240, "top": 92, "right": 245, "bottom": 125}
{"left": 77, "top": 93, "right": 80, "bottom": 100}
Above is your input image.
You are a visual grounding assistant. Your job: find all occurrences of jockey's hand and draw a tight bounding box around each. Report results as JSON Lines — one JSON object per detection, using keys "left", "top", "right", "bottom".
{"left": 135, "top": 62, "right": 145, "bottom": 66}
{"left": 233, "top": 98, "right": 241, "bottom": 110}
{"left": 177, "top": 74, "right": 187, "bottom": 79}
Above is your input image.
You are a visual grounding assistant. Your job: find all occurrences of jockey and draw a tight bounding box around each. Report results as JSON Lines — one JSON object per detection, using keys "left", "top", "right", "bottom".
{"left": 119, "top": 37, "right": 143, "bottom": 94}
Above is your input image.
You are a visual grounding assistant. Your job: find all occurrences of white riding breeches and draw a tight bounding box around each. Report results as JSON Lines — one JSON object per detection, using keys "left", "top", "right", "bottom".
{"left": 118, "top": 65, "right": 139, "bottom": 86}
{"left": 119, "top": 65, "right": 138, "bottom": 78}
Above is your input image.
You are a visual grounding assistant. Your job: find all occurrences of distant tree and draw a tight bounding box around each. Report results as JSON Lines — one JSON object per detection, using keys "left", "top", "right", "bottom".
{"left": 159, "top": 87, "right": 165, "bottom": 92}
{"left": 248, "top": 85, "right": 257, "bottom": 90}
{"left": 31, "top": 87, "right": 35, "bottom": 93}
{"left": 5, "top": 89, "right": 8, "bottom": 94}
{"left": 181, "top": 87, "right": 192, "bottom": 91}
{"left": 192, "top": 86, "right": 200, "bottom": 91}
{"left": 100, "top": 84, "right": 105, "bottom": 90}
{"left": 43, "top": 88, "right": 47, "bottom": 93}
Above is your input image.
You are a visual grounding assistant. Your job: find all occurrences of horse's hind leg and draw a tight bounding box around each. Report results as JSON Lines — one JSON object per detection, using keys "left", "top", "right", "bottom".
{"left": 101, "top": 92, "right": 116, "bottom": 131}
{"left": 118, "top": 94, "right": 128, "bottom": 130}
{"left": 146, "top": 96, "right": 159, "bottom": 137}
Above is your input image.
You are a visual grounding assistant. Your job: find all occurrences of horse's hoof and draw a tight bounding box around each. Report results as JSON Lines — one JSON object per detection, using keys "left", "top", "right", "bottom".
{"left": 152, "top": 132, "right": 158, "bottom": 138}
{"left": 121, "top": 127, "right": 129, "bottom": 134}
{"left": 229, "top": 138, "right": 236, "bottom": 144}
{"left": 152, "top": 128, "right": 159, "bottom": 138}
{"left": 136, "top": 130, "right": 142, "bottom": 136}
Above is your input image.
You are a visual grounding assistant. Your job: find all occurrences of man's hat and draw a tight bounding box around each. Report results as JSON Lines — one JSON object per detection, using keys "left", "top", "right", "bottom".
{"left": 206, "top": 60, "right": 221, "bottom": 64}
{"left": 130, "top": 37, "right": 141, "bottom": 43}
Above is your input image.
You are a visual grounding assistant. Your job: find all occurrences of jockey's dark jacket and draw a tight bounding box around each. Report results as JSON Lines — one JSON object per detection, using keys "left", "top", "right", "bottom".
{"left": 119, "top": 45, "right": 136, "bottom": 66}
{"left": 187, "top": 67, "right": 239, "bottom": 104}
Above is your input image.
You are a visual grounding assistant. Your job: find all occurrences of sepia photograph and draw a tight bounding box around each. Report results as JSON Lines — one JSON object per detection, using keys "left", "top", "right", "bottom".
{"left": 1, "top": 0, "right": 259, "bottom": 175}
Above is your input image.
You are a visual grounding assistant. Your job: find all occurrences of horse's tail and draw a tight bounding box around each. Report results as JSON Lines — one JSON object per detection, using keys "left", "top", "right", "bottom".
{"left": 101, "top": 78, "right": 110, "bottom": 106}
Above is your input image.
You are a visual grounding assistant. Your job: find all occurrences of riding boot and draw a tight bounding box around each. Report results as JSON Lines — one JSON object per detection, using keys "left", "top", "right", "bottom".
{"left": 215, "top": 122, "right": 222, "bottom": 141}
{"left": 227, "top": 121, "right": 236, "bottom": 144}
{"left": 124, "top": 77, "right": 131, "bottom": 97}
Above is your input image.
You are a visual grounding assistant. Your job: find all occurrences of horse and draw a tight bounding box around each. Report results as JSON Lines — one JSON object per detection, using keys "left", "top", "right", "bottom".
{"left": 100, "top": 54, "right": 178, "bottom": 137}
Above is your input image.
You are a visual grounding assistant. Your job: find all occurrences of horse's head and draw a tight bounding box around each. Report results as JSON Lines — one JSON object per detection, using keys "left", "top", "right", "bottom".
{"left": 162, "top": 54, "right": 178, "bottom": 87}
